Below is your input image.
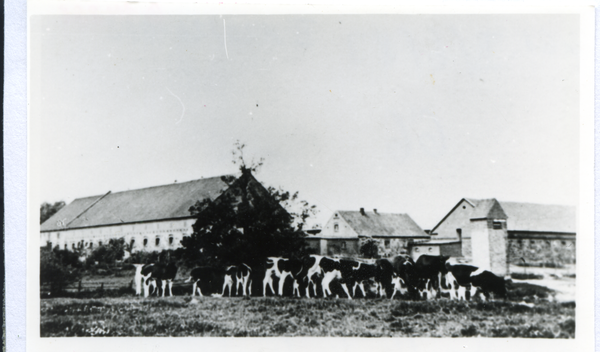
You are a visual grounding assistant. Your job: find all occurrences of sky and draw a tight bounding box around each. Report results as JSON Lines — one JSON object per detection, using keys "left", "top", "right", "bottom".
{"left": 30, "top": 14, "right": 580, "bottom": 229}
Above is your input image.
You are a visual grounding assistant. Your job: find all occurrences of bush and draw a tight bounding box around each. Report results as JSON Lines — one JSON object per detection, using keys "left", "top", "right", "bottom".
{"left": 40, "top": 248, "right": 81, "bottom": 296}
{"left": 85, "top": 238, "right": 126, "bottom": 268}
{"left": 359, "top": 239, "right": 380, "bottom": 259}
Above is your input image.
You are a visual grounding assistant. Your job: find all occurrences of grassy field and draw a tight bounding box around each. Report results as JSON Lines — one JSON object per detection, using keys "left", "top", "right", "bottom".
{"left": 40, "top": 296, "right": 575, "bottom": 338}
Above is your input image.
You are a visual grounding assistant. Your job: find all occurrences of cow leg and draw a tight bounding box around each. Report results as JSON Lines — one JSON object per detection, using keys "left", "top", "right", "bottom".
{"left": 192, "top": 282, "right": 197, "bottom": 297}
{"left": 341, "top": 283, "right": 352, "bottom": 300}
{"left": 161, "top": 280, "right": 167, "bottom": 297}
{"left": 359, "top": 282, "right": 367, "bottom": 298}
{"left": 278, "top": 272, "right": 289, "bottom": 296}
{"left": 168, "top": 280, "right": 174, "bottom": 296}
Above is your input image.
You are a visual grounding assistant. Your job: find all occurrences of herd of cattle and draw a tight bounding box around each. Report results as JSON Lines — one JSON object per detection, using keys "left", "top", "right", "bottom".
{"left": 133, "top": 254, "right": 511, "bottom": 302}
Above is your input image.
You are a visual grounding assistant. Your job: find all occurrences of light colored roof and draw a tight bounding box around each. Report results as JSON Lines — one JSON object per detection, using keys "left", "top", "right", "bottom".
{"left": 499, "top": 201, "right": 576, "bottom": 233}
{"left": 338, "top": 211, "right": 429, "bottom": 238}
{"left": 41, "top": 175, "right": 234, "bottom": 232}
{"left": 470, "top": 199, "right": 507, "bottom": 220}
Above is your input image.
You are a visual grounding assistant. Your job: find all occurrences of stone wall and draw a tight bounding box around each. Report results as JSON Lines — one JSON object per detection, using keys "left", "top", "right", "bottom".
{"left": 507, "top": 237, "right": 576, "bottom": 266}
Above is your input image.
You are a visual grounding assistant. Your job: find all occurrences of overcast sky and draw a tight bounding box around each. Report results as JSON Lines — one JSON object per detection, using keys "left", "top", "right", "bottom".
{"left": 30, "top": 14, "right": 580, "bottom": 229}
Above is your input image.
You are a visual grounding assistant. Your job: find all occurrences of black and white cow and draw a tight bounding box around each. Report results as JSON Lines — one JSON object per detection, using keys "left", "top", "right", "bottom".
{"left": 412, "top": 255, "right": 450, "bottom": 299}
{"left": 185, "top": 264, "right": 253, "bottom": 297}
{"left": 142, "top": 262, "right": 178, "bottom": 297}
{"left": 444, "top": 262, "right": 508, "bottom": 301}
{"left": 350, "top": 262, "right": 381, "bottom": 298}
{"left": 302, "top": 255, "right": 326, "bottom": 298}
{"left": 133, "top": 263, "right": 156, "bottom": 296}
{"left": 263, "top": 257, "right": 304, "bottom": 297}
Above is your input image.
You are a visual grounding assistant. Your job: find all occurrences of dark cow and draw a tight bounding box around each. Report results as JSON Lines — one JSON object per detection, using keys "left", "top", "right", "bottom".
{"left": 445, "top": 262, "right": 508, "bottom": 301}
{"left": 185, "top": 266, "right": 224, "bottom": 297}
{"left": 350, "top": 262, "right": 381, "bottom": 298}
{"left": 413, "top": 255, "right": 450, "bottom": 299}
{"left": 469, "top": 268, "right": 508, "bottom": 301}
{"left": 312, "top": 257, "right": 355, "bottom": 299}
{"left": 142, "top": 262, "right": 178, "bottom": 297}
{"left": 374, "top": 258, "right": 396, "bottom": 298}
{"left": 185, "top": 264, "right": 252, "bottom": 297}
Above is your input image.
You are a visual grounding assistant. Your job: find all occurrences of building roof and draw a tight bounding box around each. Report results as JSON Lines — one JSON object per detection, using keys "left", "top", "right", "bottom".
{"left": 470, "top": 199, "right": 508, "bottom": 220}
{"left": 498, "top": 201, "right": 576, "bottom": 233}
{"left": 338, "top": 211, "right": 429, "bottom": 238}
{"left": 432, "top": 198, "right": 576, "bottom": 234}
{"left": 41, "top": 175, "right": 235, "bottom": 232}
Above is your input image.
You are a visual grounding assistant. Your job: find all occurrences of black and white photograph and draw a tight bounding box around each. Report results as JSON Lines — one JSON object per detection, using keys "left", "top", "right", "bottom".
{"left": 25, "top": 3, "right": 594, "bottom": 348}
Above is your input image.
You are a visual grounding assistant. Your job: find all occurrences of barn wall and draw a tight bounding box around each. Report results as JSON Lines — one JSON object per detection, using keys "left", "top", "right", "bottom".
{"left": 470, "top": 219, "right": 508, "bottom": 276}
{"left": 431, "top": 199, "right": 476, "bottom": 240}
{"left": 439, "top": 242, "right": 462, "bottom": 257}
{"left": 507, "top": 236, "right": 576, "bottom": 266}
{"left": 43, "top": 218, "right": 194, "bottom": 253}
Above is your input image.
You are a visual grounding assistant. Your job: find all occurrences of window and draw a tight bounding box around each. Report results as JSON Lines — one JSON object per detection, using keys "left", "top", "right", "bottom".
{"left": 143, "top": 238, "right": 148, "bottom": 247}
{"left": 462, "top": 206, "right": 466, "bottom": 209}
{"left": 385, "top": 240, "right": 390, "bottom": 248}
{"left": 334, "top": 223, "right": 339, "bottom": 232}
{"left": 561, "top": 241, "right": 566, "bottom": 246}
{"left": 530, "top": 240, "right": 535, "bottom": 245}
{"left": 155, "top": 237, "right": 160, "bottom": 246}
{"left": 64, "top": 244, "right": 68, "bottom": 250}
{"left": 169, "top": 235, "right": 174, "bottom": 246}
{"left": 415, "top": 248, "right": 420, "bottom": 252}
{"left": 428, "top": 247, "right": 433, "bottom": 253}
{"left": 72, "top": 243, "right": 76, "bottom": 249}
{"left": 341, "top": 241, "right": 346, "bottom": 250}
{"left": 493, "top": 221, "right": 502, "bottom": 230}
{"left": 89, "top": 243, "right": 93, "bottom": 249}
{"left": 130, "top": 239, "right": 135, "bottom": 248}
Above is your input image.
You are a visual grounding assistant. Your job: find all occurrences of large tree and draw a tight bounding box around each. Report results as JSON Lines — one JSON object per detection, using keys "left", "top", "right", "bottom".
{"left": 40, "top": 201, "right": 66, "bottom": 224}
{"left": 181, "top": 143, "right": 317, "bottom": 268}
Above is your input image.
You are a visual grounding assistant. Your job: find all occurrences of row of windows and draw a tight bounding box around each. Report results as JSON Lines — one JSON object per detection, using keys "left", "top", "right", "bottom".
{"left": 50, "top": 222, "right": 190, "bottom": 240}
{"left": 54, "top": 234, "right": 182, "bottom": 250}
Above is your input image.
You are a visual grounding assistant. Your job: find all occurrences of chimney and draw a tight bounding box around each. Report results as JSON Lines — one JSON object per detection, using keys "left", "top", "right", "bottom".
{"left": 360, "top": 208, "right": 365, "bottom": 216}
{"left": 373, "top": 209, "right": 378, "bottom": 214}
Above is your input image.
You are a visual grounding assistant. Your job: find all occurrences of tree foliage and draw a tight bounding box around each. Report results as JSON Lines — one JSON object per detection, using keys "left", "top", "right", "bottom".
{"left": 181, "top": 143, "right": 317, "bottom": 268}
{"left": 85, "top": 238, "right": 126, "bottom": 267}
{"left": 359, "top": 238, "right": 380, "bottom": 259}
{"left": 40, "top": 247, "right": 81, "bottom": 295}
{"left": 40, "top": 201, "right": 66, "bottom": 224}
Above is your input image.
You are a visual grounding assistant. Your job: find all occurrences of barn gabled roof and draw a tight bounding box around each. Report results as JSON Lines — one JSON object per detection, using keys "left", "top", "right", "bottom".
{"left": 499, "top": 201, "right": 576, "bottom": 233}
{"left": 41, "top": 175, "right": 235, "bottom": 232}
{"left": 338, "top": 211, "right": 429, "bottom": 238}
{"left": 469, "top": 199, "right": 507, "bottom": 220}
{"left": 431, "top": 198, "right": 576, "bottom": 234}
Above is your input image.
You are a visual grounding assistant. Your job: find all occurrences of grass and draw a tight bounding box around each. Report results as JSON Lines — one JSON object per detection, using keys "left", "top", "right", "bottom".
{"left": 40, "top": 296, "right": 575, "bottom": 338}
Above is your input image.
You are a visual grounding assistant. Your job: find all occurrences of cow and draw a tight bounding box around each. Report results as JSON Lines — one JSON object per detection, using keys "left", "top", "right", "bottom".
{"left": 185, "top": 266, "right": 224, "bottom": 297}
{"left": 263, "top": 257, "right": 304, "bottom": 297}
{"left": 390, "top": 274, "right": 410, "bottom": 299}
{"left": 469, "top": 268, "right": 508, "bottom": 301}
{"left": 233, "top": 264, "right": 252, "bottom": 297}
{"left": 185, "top": 264, "right": 253, "bottom": 297}
{"left": 142, "top": 263, "right": 177, "bottom": 297}
{"left": 374, "top": 258, "right": 398, "bottom": 298}
{"left": 133, "top": 263, "right": 156, "bottom": 296}
{"left": 444, "top": 262, "right": 507, "bottom": 301}
{"left": 412, "top": 255, "right": 450, "bottom": 299}
{"left": 350, "top": 262, "right": 381, "bottom": 298}
{"left": 416, "top": 278, "right": 437, "bottom": 300}
{"left": 302, "top": 255, "right": 326, "bottom": 298}
{"left": 142, "top": 262, "right": 178, "bottom": 297}
{"left": 309, "top": 257, "right": 354, "bottom": 299}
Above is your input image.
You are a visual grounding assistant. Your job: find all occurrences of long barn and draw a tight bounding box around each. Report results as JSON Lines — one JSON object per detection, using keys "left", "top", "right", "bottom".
{"left": 40, "top": 171, "right": 275, "bottom": 253}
